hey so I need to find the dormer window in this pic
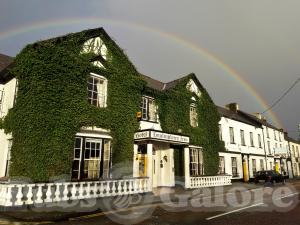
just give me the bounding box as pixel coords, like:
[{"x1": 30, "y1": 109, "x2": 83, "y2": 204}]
[
  {"x1": 190, "y1": 103, "x2": 198, "y2": 127},
  {"x1": 186, "y1": 79, "x2": 201, "y2": 97},
  {"x1": 140, "y1": 96, "x2": 158, "y2": 122},
  {"x1": 88, "y1": 73, "x2": 107, "y2": 108}
]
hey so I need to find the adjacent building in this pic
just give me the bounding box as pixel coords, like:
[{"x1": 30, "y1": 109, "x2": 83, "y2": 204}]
[{"x1": 218, "y1": 103, "x2": 293, "y2": 181}]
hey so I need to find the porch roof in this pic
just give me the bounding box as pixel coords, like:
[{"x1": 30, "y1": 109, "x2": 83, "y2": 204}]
[{"x1": 134, "y1": 130, "x2": 190, "y2": 144}]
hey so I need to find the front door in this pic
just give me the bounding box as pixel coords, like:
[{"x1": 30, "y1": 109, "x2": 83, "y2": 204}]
[{"x1": 152, "y1": 147, "x2": 174, "y2": 187}]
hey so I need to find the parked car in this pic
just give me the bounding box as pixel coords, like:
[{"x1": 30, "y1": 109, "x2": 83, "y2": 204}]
[{"x1": 254, "y1": 170, "x2": 285, "y2": 184}]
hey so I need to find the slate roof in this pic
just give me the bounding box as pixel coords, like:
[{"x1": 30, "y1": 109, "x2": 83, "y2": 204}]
[
  {"x1": 239, "y1": 110, "x2": 283, "y2": 131},
  {"x1": 217, "y1": 106, "x2": 262, "y2": 127},
  {"x1": 285, "y1": 135, "x2": 300, "y2": 144},
  {"x1": 0, "y1": 53, "x2": 14, "y2": 83},
  {"x1": 0, "y1": 53, "x2": 13, "y2": 71},
  {"x1": 141, "y1": 73, "x2": 203, "y2": 91}
]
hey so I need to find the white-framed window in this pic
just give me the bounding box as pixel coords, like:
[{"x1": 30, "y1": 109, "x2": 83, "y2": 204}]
[
  {"x1": 87, "y1": 73, "x2": 107, "y2": 108},
  {"x1": 190, "y1": 148, "x2": 203, "y2": 176},
  {"x1": 274, "y1": 130, "x2": 277, "y2": 140},
  {"x1": 258, "y1": 134, "x2": 262, "y2": 148},
  {"x1": 72, "y1": 136, "x2": 111, "y2": 180},
  {"x1": 229, "y1": 127, "x2": 235, "y2": 144},
  {"x1": 279, "y1": 132, "x2": 282, "y2": 142},
  {"x1": 0, "y1": 89, "x2": 4, "y2": 117},
  {"x1": 218, "y1": 124, "x2": 222, "y2": 141},
  {"x1": 219, "y1": 156, "x2": 225, "y2": 174},
  {"x1": 250, "y1": 132, "x2": 254, "y2": 147},
  {"x1": 267, "y1": 141, "x2": 271, "y2": 154},
  {"x1": 252, "y1": 159, "x2": 257, "y2": 174},
  {"x1": 260, "y1": 159, "x2": 264, "y2": 171},
  {"x1": 266, "y1": 127, "x2": 270, "y2": 138},
  {"x1": 231, "y1": 157, "x2": 238, "y2": 177},
  {"x1": 5, "y1": 139, "x2": 12, "y2": 177},
  {"x1": 190, "y1": 103, "x2": 198, "y2": 127},
  {"x1": 140, "y1": 96, "x2": 158, "y2": 122},
  {"x1": 240, "y1": 129, "x2": 245, "y2": 146}
]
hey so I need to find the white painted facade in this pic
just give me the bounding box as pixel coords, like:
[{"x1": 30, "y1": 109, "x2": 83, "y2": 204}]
[
  {"x1": 0, "y1": 78, "x2": 17, "y2": 178},
  {"x1": 218, "y1": 112, "x2": 266, "y2": 180},
  {"x1": 288, "y1": 140, "x2": 300, "y2": 177},
  {"x1": 218, "y1": 104, "x2": 292, "y2": 181}
]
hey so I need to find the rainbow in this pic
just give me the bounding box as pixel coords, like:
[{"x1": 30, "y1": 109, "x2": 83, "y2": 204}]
[{"x1": 0, "y1": 17, "x2": 283, "y2": 128}]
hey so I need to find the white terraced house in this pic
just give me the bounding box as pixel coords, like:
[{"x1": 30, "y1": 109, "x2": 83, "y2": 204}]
[
  {"x1": 218, "y1": 103, "x2": 292, "y2": 181},
  {"x1": 285, "y1": 136, "x2": 300, "y2": 177}
]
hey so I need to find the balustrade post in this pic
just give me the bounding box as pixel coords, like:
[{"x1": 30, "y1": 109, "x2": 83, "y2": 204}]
[
  {"x1": 25, "y1": 185, "x2": 34, "y2": 205},
  {"x1": 4, "y1": 185, "x2": 13, "y2": 206},
  {"x1": 61, "y1": 183, "x2": 69, "y2": 201},
  {"x1": 15, "y1": 185, "x2": 24, "y2": 206},
  {"x1": 78, "y1": 182, "x2": 85, "y2": 199},
  {"x1": 35, "y1": 184, "x2": 43, "y2": 204},
  {"x1": 45, "y1": 184, "x2": 53, "y2": 203},
  {"x1": 86, "y1": 182, "x2": 91, "y2": 199},
  {"x1": 70, "y1": 183, "x2": 77, "y2": 200},
  {"x1": 54, "y1": 183, "x2": 61, "y2": 202}
]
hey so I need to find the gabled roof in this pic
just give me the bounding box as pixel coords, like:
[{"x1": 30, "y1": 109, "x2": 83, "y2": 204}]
[
  {"x1": 0, "y1": 53, "x2": 14, "y2": 83},
  {"x1": 217, "y1": 106, "x2": 262, "y2": 127},
  {"x1": 141, "y1": 73, "x2": 203, "y2": 92}
]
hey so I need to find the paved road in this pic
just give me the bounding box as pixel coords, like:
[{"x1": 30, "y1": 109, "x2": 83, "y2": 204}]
[{"x1": 1, "y1": 181, "x2": 300, "y2": 225}]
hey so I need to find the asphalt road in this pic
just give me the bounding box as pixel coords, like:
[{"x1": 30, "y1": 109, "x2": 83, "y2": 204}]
[{"x1": 1, "y1": 181, "x2": 300, "y2": 225}]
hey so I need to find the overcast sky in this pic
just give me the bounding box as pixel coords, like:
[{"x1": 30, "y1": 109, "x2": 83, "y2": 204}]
[{"x1": 0, "y1": 0, "x2": 299, "y2": 138}]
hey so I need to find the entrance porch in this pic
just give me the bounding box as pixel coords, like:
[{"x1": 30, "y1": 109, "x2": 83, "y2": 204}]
[{"x1": 133, "y1": 130, "x2": 232, "y2": 189}]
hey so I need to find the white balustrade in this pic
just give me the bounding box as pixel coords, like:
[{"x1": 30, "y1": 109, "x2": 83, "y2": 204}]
[
  {"x1": 0, "y1": 177, "x2": 150, "y2": 207},
  {"x1": 187, "y1": 175, "x2": 232, "y2": 189}
]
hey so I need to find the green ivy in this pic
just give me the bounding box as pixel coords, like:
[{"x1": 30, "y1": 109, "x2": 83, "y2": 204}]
[
  {"x1": 145, "y1": 75, "x2": 225, "y2": 175},
  {"x1": 2, "y1": 28, "x2": 223, "y2": 182},
  {"x1": 3, "y1": 28, "x2": 145, "y2": 182}
]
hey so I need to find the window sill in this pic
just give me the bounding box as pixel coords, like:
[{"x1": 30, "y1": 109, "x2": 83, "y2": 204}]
[{"x1": 140, "y1": 119, "x2": 159, "y2": 124}]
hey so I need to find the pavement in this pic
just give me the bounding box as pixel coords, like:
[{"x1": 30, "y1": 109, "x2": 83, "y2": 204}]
[{"x1": 0, "y1": 180, "x2": 299, "y2": 224}]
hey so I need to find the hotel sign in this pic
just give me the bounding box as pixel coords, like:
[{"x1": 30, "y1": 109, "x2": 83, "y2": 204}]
[{"x1": 134, "y1": 130, "x2": 189, "y2": 144}]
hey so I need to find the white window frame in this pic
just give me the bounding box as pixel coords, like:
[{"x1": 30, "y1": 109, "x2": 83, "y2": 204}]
[
  {"x1": 250, "y1": 132, "x2": 254, "y2": 147},
  {"x1": 231, "y1": 157, "x2": 238, "y2": 177},
  {"x1": 219, "y1": 156, "x2": 225, "y2": 174},
  {"x1": 267, "y1": 141, "x2": 271, "y2": 154},
  {"x1": 229, "y1": 127, "x2": 235, "y2": 144},
  {"x1": 140, "y1": 96, "x2": 158, "y2": 122},
  {"x1": 190, "y1": 148, "x2": 204, "y2": 176},
  {"x1": 190, "y1": 103, "x2": 198, "y2": 127},
  {"x1": 252, "y1": 159, "x2": 257, "y2": 174},
  {"x1": 258, "y1": 134, "x2": 262, "y2": 148},
  {"x1": 240, "y1": 129, "x2": 245, "y2": 146},
  {"x1": 5, "y1": 139, "x2": 12, "y2": 177},
  {"x1": 72, "y1": 136, "x2": 111, "y2": 180},
  {"x1": 260, "y1": 159, "x2": 264, "y2": 171},
  {"x1": 88, "y1": 73, "x2": 108, "y2": 108}
]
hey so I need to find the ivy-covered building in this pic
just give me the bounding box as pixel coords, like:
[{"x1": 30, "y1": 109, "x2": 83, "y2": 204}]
[{"x1": 0, "y1": 28, "x2": 225, "y2": 189}]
